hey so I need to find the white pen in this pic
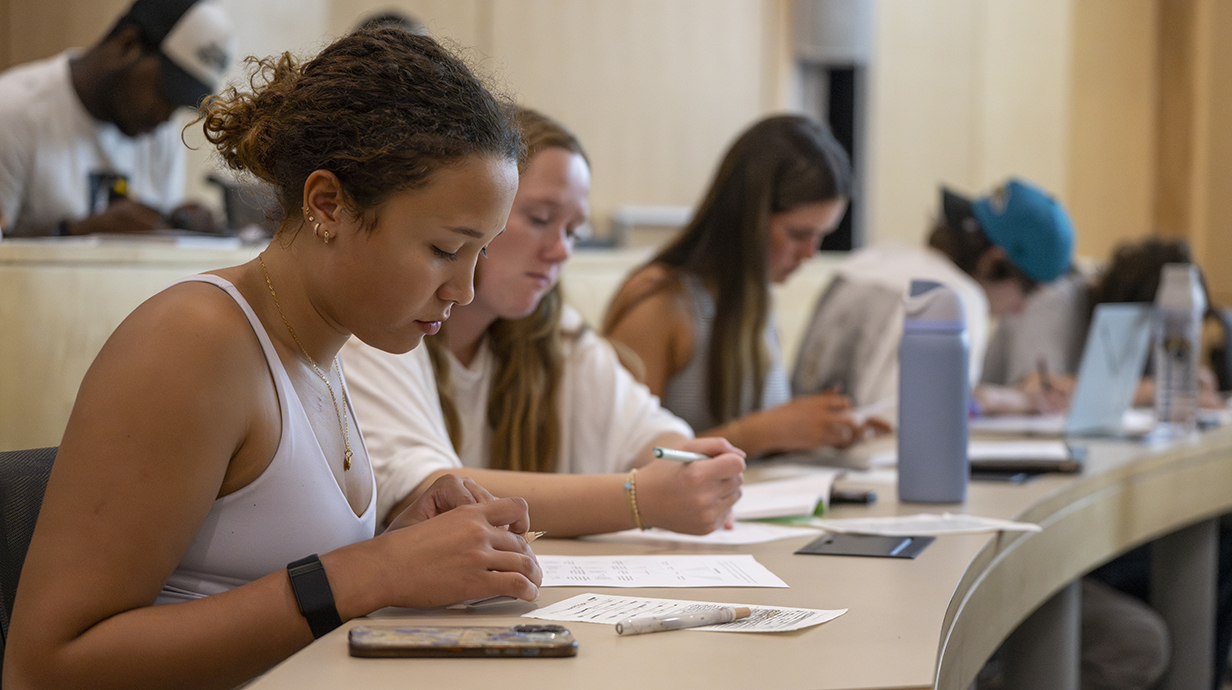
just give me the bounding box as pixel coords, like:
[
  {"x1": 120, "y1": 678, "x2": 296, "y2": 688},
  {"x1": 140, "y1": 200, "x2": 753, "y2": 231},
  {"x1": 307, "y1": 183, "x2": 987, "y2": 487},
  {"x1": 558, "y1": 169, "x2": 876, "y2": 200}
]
[
  {"x1": 615, "y1": 606, "x2": 752, "y2": 635},
  {"x1": 652, "y1": 447, "x2": 711, "y2": 463}
]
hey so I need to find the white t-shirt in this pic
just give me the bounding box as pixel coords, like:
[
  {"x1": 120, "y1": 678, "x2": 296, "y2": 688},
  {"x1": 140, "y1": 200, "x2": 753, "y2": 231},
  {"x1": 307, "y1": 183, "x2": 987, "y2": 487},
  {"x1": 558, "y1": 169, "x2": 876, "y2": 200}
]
[
  {"x1": 792, "y1": 244, "x2": 989, "y2": 407},
  {"x1": 0, "y1": 52, "x2": 186, "y2": 238},
  {"x1": 342, "y1": 306, "x2": 693, "y2": 522}
]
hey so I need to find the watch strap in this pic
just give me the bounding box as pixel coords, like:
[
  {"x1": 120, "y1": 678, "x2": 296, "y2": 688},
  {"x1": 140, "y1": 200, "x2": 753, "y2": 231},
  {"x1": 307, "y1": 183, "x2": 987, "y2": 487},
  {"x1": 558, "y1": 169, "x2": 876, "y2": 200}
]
[{"x1": 287, "y1": 554, "x2": 343, "y2": 639}]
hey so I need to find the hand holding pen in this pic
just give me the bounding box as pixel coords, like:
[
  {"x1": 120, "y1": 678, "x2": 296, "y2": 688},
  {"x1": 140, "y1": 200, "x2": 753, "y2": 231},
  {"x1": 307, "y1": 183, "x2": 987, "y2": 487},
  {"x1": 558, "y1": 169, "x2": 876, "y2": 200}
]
[
  {"x1": 1030, "y1": 356, "x2": 1071, "y2": 414},
  {"x1": 635, "y1": 437, "x2": 746, "y2": 535}
]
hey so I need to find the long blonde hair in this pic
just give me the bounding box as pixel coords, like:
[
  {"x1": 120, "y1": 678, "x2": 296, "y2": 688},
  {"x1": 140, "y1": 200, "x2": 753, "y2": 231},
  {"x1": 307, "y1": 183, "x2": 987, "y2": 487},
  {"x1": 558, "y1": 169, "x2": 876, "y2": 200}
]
[{"x1": 426, "y1": 107, "x2": 588, "y2": 472}]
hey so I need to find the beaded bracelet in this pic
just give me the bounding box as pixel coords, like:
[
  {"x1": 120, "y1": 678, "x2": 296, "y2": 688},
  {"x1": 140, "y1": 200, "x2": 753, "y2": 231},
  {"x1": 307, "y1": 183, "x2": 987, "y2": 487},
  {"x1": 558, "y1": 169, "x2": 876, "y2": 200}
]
[{"x1": 624, "y1": 468, "x2": 647, "y2": 530}]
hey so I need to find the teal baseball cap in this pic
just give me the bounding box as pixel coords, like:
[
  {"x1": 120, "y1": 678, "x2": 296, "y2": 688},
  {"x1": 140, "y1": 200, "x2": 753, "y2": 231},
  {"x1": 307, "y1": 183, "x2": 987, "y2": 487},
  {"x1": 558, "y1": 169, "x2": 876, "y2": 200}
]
[{"x1": 970, "y1": 179, "x2": 1075, "y2": 283}]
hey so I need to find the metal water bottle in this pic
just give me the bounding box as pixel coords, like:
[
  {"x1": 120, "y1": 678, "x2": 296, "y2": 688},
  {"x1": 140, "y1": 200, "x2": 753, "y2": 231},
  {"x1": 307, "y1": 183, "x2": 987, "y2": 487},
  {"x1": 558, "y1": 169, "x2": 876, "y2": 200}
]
[
  {"x1": 1153, "y1": 263, "x2": 1206, "y2": 438},
  {"x1": 897, "y1": 280, "x2": 969, "y2": 503}
]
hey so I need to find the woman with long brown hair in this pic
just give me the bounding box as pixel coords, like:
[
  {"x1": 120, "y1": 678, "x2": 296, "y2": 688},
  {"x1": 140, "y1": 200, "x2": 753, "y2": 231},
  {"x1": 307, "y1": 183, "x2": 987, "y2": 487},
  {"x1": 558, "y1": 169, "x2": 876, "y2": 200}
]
[
  {"x1": 603, "y1": 115, "x2": 870, "y2": 457},
  {"x1": 6, "y1": 28, "x2": 541, "y2": 689},
  {"x1": 343, "y1": 108, "x2": 745, "y2": 536}
]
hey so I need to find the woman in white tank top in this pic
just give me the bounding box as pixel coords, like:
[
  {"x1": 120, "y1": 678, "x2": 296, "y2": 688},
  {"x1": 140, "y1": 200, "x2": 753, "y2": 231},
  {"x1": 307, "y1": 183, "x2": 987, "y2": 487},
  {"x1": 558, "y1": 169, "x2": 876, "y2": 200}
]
[{"x1": 7, "y1": 29, "x2": 541, "y2": 689}]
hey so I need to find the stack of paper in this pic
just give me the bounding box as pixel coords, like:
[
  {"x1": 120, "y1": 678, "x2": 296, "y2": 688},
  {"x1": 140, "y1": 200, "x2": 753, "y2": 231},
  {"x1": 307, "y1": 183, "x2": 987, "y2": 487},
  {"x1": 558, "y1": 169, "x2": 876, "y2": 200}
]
[{"x1": 732, "y1": 468, "x2": 843, "y2": 520}]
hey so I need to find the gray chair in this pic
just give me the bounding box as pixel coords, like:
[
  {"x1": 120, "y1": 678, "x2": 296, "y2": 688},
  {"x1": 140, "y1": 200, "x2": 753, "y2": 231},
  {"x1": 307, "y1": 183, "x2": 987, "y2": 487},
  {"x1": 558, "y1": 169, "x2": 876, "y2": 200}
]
[{"x1": 0, "y1": 447, "x2": 56, "y2": 673}]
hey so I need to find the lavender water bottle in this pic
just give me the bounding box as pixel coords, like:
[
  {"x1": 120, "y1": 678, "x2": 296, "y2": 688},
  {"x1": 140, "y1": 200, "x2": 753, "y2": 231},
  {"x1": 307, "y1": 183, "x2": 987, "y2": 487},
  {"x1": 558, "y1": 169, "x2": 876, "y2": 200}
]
[{"x1": 897, "y1": 280, "x2": 969, "y2": 503}]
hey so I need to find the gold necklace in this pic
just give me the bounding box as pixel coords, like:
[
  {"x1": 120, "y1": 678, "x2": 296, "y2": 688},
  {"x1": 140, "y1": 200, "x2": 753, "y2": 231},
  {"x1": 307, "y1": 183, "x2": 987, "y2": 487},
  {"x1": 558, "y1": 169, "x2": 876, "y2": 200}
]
[{"x1": 258, "y1": 254, "x2": 353, "y2": 471}]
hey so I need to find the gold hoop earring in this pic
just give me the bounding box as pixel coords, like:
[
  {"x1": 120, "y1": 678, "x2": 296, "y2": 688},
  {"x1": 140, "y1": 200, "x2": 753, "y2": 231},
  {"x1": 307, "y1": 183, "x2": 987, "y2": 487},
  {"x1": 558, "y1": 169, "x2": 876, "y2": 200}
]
[
  {"x1": 321, "y1": 227, "x2": 331, "y2": 243},
  {"x1": 313, "y1": 222, "x2": 322, "y2": 239}
]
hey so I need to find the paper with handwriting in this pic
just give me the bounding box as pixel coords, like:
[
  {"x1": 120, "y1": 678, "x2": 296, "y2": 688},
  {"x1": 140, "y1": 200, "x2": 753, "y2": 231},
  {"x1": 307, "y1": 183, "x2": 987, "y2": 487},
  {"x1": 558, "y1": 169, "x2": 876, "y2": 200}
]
[
  {"x1": 537, "y1": 554, "x2": 788, "y2": 588},
  {"x1": 525, "y1": 593, "x2": 844, "y2": 632}
]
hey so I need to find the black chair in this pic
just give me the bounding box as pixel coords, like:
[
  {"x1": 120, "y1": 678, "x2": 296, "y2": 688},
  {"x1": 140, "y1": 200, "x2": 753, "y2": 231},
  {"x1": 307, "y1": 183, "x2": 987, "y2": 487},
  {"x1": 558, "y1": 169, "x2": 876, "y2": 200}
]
[
  {"x1": 1211, "y1": 308, "x2": 1232, "y2": 392},
  {"x1": 0, "y1": 447, "x2": 56, "y2": 675}
]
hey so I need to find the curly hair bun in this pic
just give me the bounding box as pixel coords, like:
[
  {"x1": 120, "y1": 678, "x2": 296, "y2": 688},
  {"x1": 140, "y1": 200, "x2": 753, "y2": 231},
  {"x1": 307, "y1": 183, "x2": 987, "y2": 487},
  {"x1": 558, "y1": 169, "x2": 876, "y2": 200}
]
[{"x1": 201, "y1": 27, "x2": 521, "y2": 225}]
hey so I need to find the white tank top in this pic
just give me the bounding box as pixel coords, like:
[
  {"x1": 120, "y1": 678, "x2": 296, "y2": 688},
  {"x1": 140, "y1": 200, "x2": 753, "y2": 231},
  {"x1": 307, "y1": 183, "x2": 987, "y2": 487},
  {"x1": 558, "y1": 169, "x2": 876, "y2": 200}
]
[{"x1": 157, "y1": 275, "x2": 377, "y2": 604}]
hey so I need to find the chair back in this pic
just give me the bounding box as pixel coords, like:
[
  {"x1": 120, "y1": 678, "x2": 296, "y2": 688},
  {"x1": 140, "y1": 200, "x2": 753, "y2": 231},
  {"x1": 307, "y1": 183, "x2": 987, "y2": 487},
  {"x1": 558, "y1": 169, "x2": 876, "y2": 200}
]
[
  {"x1": 1211, "y1": 308, "x2": 1232, "y2": 392},
  {"x1": 0, "y1": 447, "x2": 56, "y2": 661}
]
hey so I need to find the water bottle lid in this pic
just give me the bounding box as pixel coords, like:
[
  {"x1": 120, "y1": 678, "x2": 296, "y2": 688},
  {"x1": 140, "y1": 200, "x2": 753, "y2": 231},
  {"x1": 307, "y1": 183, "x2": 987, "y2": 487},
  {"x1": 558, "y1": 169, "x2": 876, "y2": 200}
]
[
  {"x1": 904, "y1": 280, "x2": 966, "y2": 331},
  {"x1": 1154, "y1": 263, "x2": 1206, "y2": 313}
]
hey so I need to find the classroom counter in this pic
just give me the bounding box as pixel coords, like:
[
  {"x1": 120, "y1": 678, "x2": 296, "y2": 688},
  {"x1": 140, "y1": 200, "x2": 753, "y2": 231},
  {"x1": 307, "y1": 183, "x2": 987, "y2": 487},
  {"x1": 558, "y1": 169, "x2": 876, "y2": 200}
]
[
  {"x1": 0, "y1": 239, "x2": 839, "y2": 452},
  {"x1": 245, "y1": 428, "x2": 1232, "y2": 690},
  {"x1": 0, "y1": 237, "x2": 261, "y2": 450}
]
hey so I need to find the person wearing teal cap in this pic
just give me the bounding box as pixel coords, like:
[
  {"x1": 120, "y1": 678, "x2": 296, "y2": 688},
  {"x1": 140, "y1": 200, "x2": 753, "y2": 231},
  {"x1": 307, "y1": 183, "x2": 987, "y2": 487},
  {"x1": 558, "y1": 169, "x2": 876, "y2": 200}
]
[
  {"x1": 795, "y1": 179, "x2": 1172, "y2": 690},
  {"x1": 792, "y1": 177, "x2": 1075, "y2": 412},
  {"x1": 973, "y1": 177, "x2": 1076, "y2": 284}
]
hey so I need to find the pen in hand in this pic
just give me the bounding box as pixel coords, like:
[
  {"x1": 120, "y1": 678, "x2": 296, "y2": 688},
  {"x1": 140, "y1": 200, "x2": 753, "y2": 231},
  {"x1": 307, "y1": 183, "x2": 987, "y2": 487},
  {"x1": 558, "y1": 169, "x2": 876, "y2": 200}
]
[
  {"x1": 616, "y1": 606, "x2": 752, "y2": 635},
  {"x1": 1037, "y1": 356, "x2": 1054, "y2": 393},
  {"x1": 652, "y1": 447, "x2": 711, "y2": 463}
]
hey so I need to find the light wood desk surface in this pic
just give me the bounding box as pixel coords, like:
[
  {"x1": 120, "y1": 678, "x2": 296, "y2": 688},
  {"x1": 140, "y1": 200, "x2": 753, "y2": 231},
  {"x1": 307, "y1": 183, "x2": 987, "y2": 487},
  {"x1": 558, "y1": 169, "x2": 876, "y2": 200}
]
[{"x1": 247, "y1": 428, "x2": 1232, "y2": 690}]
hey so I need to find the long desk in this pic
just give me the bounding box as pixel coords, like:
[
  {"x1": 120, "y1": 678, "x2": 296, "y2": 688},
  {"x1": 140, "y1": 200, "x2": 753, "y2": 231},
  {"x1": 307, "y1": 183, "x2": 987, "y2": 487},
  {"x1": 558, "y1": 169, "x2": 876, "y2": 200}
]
[{"x1": 245, "y1": 428, "x2": 1232, "y2": 690}]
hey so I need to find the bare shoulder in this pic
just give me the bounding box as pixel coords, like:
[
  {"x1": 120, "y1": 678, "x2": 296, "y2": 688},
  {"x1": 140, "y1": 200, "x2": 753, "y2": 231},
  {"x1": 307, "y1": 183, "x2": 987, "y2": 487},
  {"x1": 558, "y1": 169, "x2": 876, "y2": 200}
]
[
  {"x1": 603, "y1": 263, "x2": 694, "y2": 392},
  {"x1": 98, "y1": 280, "x2": 266, "y2": 381},
  {"x1": 605, "y1": 263, "x2": 686, "y2": 333},
  {"x1": 74, "y1": 279, "x2": 273, "y2": 460}
]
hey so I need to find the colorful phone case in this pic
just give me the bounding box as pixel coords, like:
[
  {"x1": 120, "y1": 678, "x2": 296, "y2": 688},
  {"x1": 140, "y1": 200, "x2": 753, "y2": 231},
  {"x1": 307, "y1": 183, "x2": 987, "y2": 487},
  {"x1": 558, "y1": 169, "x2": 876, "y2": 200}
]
[{"x1": 348, "y1": 624, "x2": 578, "y2": 658}]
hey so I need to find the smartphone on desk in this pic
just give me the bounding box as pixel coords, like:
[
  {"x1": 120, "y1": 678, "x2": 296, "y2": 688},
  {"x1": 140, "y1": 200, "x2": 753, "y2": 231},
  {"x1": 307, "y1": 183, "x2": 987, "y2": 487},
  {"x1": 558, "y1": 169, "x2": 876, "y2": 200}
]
[{"x1": 349, "y1": 624, "x2": 578, "y2": 658}]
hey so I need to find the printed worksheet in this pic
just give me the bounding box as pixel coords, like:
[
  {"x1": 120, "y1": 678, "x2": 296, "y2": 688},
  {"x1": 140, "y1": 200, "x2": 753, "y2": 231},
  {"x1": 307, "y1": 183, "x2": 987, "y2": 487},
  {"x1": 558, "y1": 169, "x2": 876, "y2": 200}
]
[
  {"x1": 810, "y1": 512, "x2": 1042, "y2": 536},
  {"x1": 582, "y1": 521, "x2": 818, "y2": 546},
  {"x1": 537, "y1": 554, "x2": 789, "y2": 588},
  {"x1": 525, "y1": 593, "x2": 845, "y2": 632}
]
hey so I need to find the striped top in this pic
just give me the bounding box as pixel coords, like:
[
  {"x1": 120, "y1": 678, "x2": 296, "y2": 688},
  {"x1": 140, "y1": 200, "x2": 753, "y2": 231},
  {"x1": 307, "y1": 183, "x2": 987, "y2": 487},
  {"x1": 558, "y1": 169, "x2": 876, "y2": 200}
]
[{"x1": 661, "y1": 272, "x2": 791, "y2": 434}]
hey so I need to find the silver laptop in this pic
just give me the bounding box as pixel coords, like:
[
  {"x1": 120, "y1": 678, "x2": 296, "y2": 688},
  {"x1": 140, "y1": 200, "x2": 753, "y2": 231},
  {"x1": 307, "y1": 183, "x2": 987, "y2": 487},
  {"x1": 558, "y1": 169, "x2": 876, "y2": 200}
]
[{"x1": 1063, "y1": 303, "x2": 1153, "y2": 436}]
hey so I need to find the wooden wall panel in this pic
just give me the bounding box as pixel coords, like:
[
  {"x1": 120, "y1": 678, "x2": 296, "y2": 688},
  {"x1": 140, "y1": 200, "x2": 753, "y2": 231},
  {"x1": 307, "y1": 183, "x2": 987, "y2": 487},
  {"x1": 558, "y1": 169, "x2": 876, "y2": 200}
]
[
  {"x1": 1197, "y1": 0, "x2": 1232, "y2": 306},
  {"x1": 976, "y1": 0, "x2": 1072, "y2": 194},
  {"x1": 1065, "y1": 0, "x2": 1158, "y2": 261},
  {"x1": 865, "y1": 0, "x2": 981, "y2": 245},
  {"x1": 489, "y1": 0, "x2": 778, "y2": 238},
  {"x1": 0, "y1": 0, "x2": 10, "y2": 70},
  {"x1": 5, "y1": 0, "x2": 128, "y2": 66},
  {"x1": 867, "y1": 0, "x2": 1075, "y2": 248},
  {"x1": 326, "y1": 0, "x2": 481, "y2": 47},
  {"x1": 1153, "y1": 0, "x2": 1199, "y2": 244}
]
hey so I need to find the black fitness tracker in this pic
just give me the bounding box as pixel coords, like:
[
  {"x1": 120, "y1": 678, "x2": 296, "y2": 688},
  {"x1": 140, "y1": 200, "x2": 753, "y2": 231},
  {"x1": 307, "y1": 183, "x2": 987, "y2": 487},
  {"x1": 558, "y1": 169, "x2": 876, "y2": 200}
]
[{"x1": 287, "y1": 554, "x2": 343, "y2": 639}]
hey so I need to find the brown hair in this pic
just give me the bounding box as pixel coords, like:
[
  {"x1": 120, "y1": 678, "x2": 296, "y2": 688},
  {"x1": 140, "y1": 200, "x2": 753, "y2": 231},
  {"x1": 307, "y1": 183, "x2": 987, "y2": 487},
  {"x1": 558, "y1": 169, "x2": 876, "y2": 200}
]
[
  {"x1": 927, "y1": 215, "x2": 1038, "y2": 293},
  {"x1": 605, "y1": 115, "x2": 851, "y2": 425},
  {"x1": 1090, "y1": 236, "x2": 1196, "y2": 307},
  {"x1": 426, "y1": 107, "x2": 588, "y2": 472},
  {"x1": 200, "y1": 27, "x2": 521, "y2": 230}
]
